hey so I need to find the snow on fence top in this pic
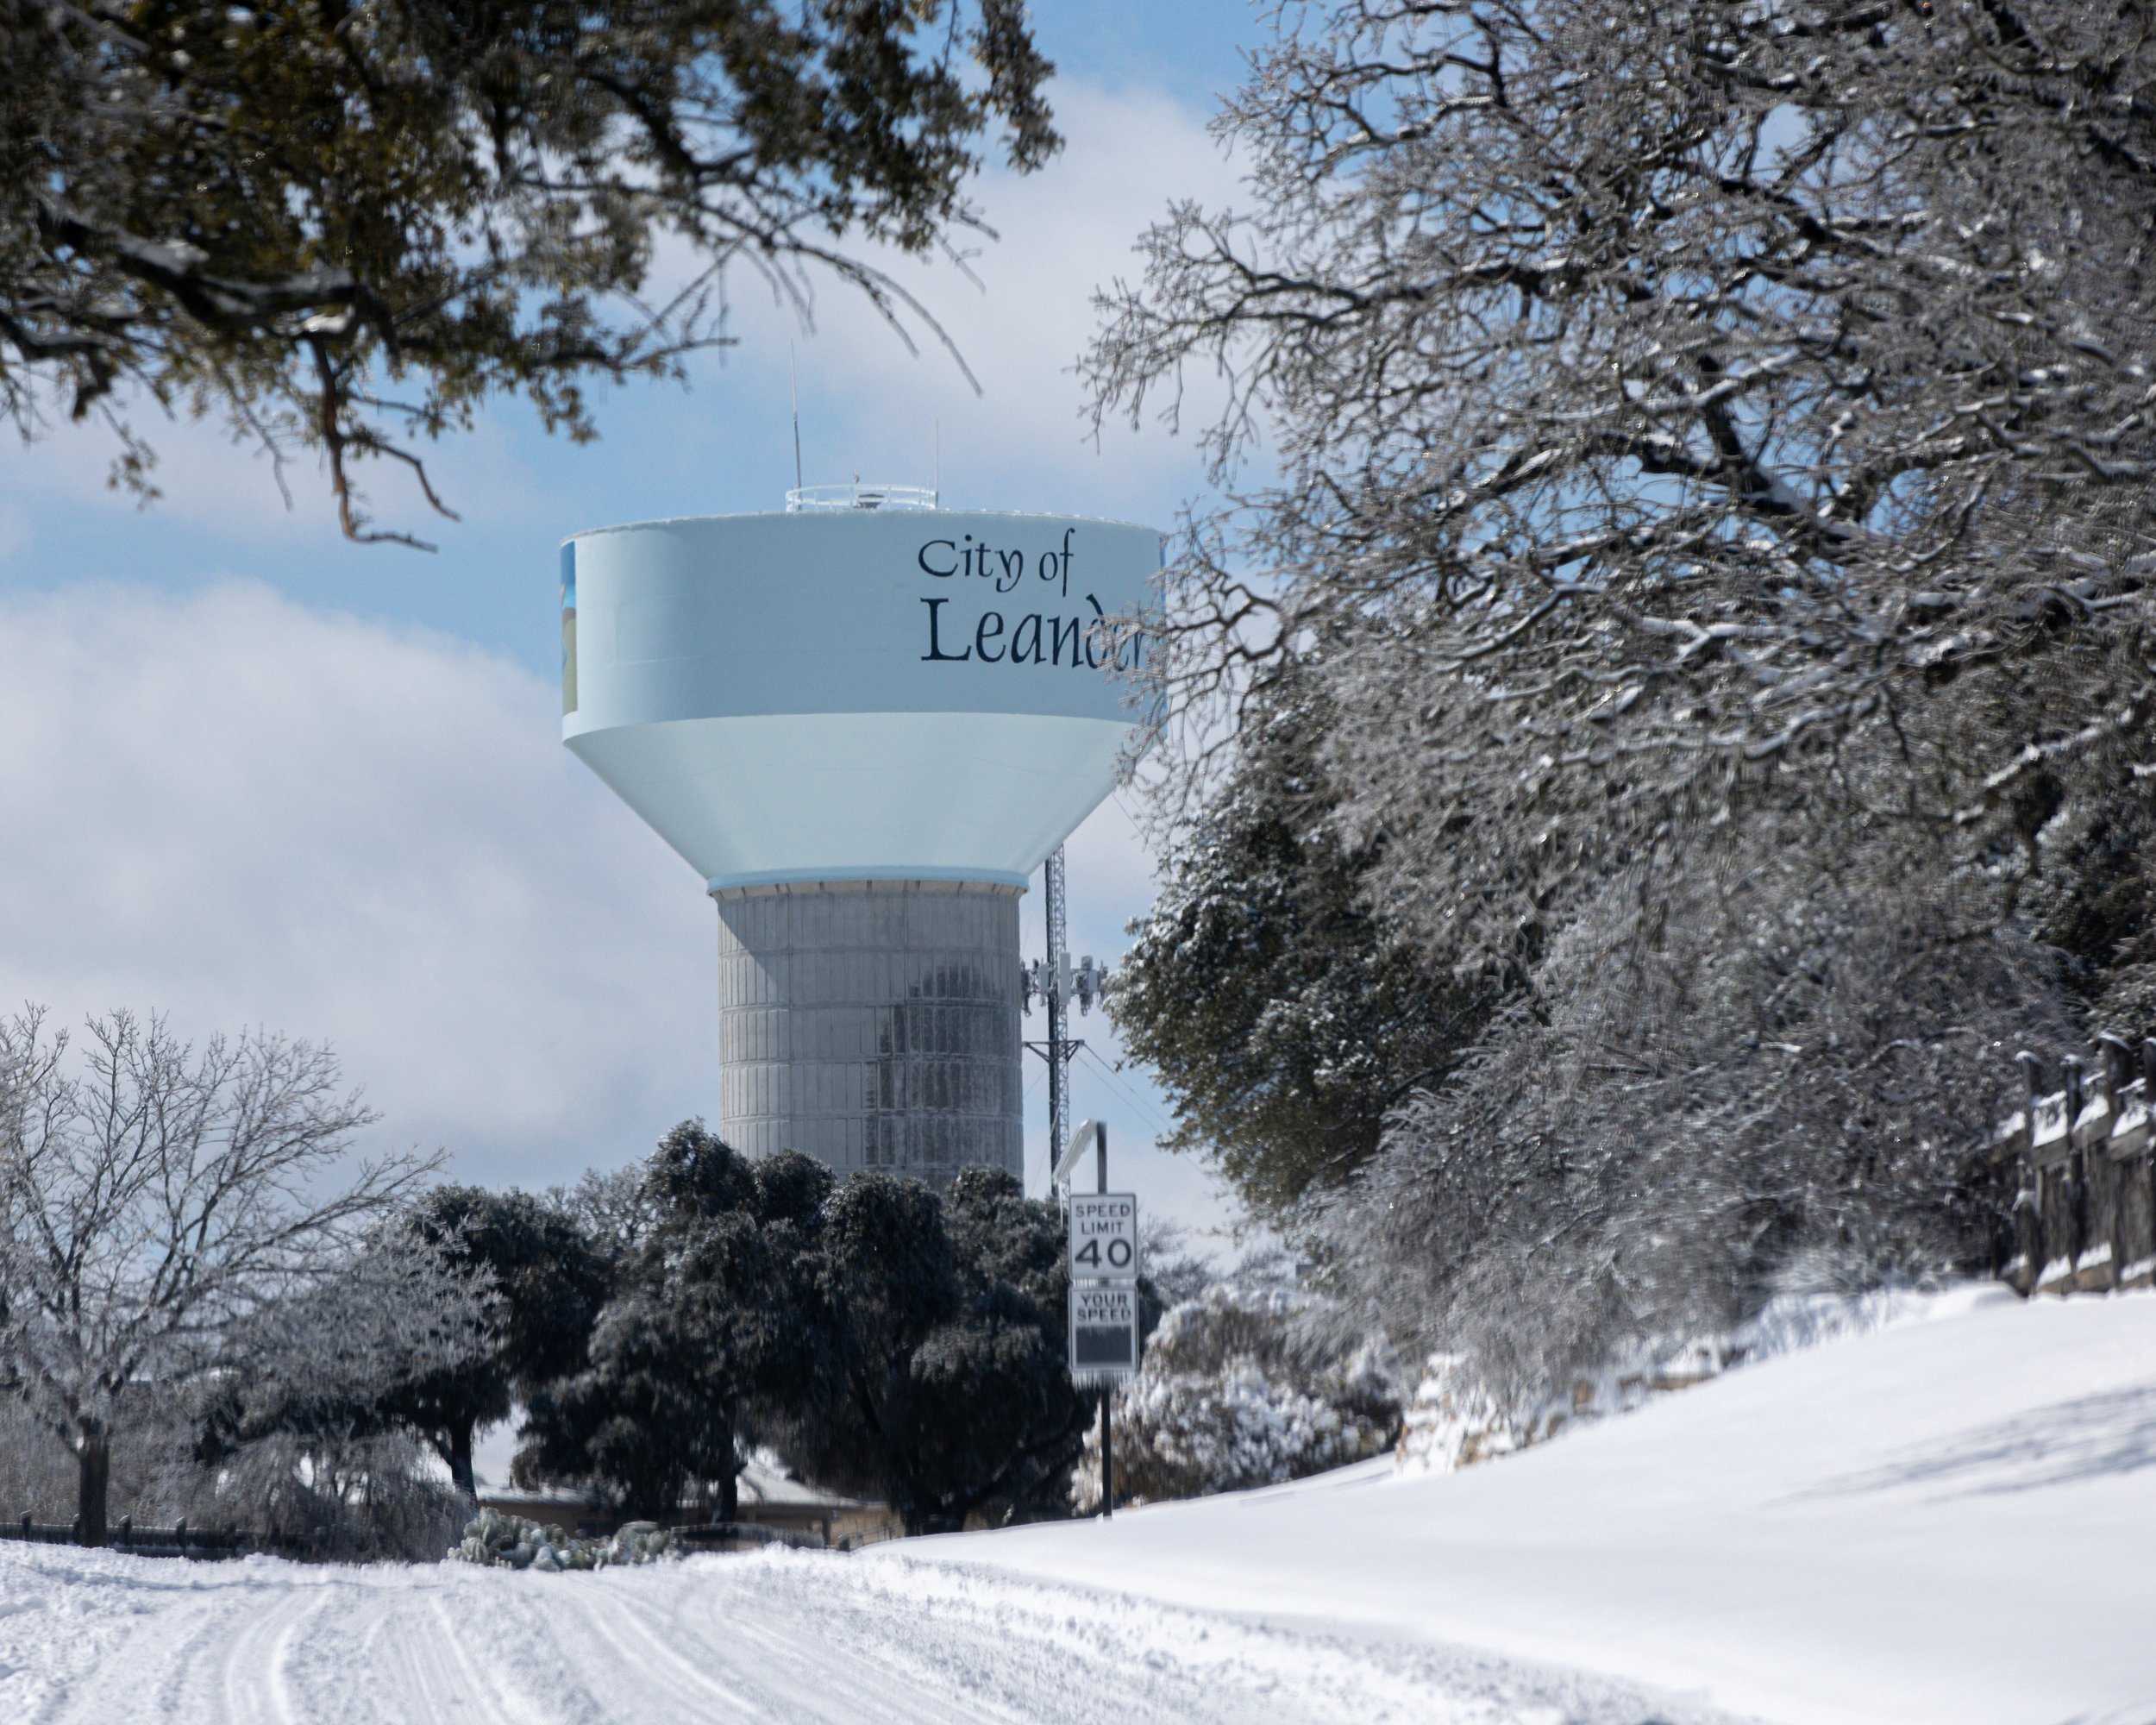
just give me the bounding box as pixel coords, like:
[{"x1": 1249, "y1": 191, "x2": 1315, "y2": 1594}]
[{"x1": 1994, "y1": 1037, "x2": 2156, "y2": 1297}]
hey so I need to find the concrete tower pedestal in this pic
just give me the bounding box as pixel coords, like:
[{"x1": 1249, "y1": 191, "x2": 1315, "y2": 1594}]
[{"x1": 714, "y1": 880, "x2": 1022, "y2": 1187}]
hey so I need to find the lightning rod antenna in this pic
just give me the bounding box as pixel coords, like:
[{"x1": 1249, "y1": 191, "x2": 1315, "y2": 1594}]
[
  {"x1": 934, "y1": 419, "x2": 941, "y2": 508},
  {"x1": 790, "y1": 343, "x2": 804, "y2": 494}
]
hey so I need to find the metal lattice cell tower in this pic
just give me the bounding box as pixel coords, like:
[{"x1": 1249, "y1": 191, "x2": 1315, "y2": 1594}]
[{"x1": 1044, "y1": 844, "x2": 1070, "y2": 1187}]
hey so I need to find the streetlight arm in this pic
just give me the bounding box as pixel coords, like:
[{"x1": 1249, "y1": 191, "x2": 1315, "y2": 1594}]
[{"x1": 1054, "y1": 1119, "x2": 1104, "y2": 1186}]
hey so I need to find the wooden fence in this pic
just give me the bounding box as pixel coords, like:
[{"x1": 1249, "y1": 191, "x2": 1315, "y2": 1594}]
[
  {"x1": 1994, "y1": 1035, "x2": 2156, "y2": 1295},
  {"x1": 0, "y1": 1514, "x2": 283, "y2": 1559},
  {"x1": 2, "y1": 1512, "x2": 841, "y2": 1561}
]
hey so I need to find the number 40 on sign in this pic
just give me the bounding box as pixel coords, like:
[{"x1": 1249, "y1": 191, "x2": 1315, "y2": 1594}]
[{"x1": 1069, "y1": 1192, "x2": 1138, "y2": 1281}]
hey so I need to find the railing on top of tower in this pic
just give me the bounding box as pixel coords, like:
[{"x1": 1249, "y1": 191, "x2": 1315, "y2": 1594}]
[{"x1": 784, "y1": 483, "x2": 938, "y2": 512}]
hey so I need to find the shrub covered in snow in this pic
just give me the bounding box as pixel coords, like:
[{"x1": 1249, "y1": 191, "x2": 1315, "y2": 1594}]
[
  {"x1": 176, "y1": 1429, "x2": 473, "y2": 1561},
  {"x1": 1073, "y1": 1274, "x2": 1401, "y2": 1510},
  {"x1": 448, "y1": 1507, "x2": 678, "y2": 1571}
]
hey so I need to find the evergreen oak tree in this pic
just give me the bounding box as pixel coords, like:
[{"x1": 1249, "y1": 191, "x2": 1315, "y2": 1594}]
[
  {"x1": 2, "y1": 0, "x2": 1056, "y2": 543},
  {"x1": 391, "y1": 1186, "x2": 611, "y2": 1496},
  {"x1": 516, "y1": 1124, "x2": 827, "y2": 1521}
]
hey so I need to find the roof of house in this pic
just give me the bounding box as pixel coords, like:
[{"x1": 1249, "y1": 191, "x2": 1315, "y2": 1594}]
[{"x1": 476, "y1": 1464, "x2": 881, "y2": 1518}]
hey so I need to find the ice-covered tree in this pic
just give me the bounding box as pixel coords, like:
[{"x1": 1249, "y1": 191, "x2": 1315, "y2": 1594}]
[
  {"x1": 1087, "y1": 0, "x2": 2156, "y2": 1401},
  {"x1": 193, "y1": 1224, "x2": 498, "y2": 1557},
  {"x1": 1075, "y1": 1264, "x2": 1401, "y2": 1510},
  {"x1": 1094, "y1": 1, "x2": 2156, "y2": 951},
  {"x1": 1328, "y1": 855, "x2": 2077, "y2": 1405},
  {"x1": 213, "y1": 1225, "x2": 501, "y2": 1444},
  {"x1": 0, "y1": 1008, "x2": 429, "y2": 1544}
]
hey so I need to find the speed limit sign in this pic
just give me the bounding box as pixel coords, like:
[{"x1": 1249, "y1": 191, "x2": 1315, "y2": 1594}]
[{"x1": 1069, "y1": 1193, "x2": 1138, "y2": 1283}]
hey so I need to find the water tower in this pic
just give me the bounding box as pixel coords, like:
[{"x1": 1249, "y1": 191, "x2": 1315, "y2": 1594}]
[{"x1": 561, "y1": 488, "x2": 1158, "y2": 1188}]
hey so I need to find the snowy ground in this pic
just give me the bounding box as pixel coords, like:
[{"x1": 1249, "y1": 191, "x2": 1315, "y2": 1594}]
[
  {"x1": 919, "y1": 1284, "x2": 2156, "y2": 1725},
  {"x1": 4, "y1": 1286, "x2": 2152, "y2": 1724}
]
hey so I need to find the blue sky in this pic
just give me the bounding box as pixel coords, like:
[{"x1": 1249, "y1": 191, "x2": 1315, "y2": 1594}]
[{"x1": 0, "y1": 3, "x2": 1269, "y2": 1248}]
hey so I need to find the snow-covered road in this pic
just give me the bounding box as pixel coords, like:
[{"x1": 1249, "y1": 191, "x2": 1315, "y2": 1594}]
[{"x1": 1, "y1": 1539, "x2": 1720, "y2": 1725}]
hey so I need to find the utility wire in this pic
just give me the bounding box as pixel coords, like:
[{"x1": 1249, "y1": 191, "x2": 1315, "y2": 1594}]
[{"x1": 1075, "y1": 1043, "x2": 1177, "y2": 1140}]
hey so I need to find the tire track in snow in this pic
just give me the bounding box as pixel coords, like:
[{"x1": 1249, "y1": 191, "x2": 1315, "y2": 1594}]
[
  {"x1": 693, "y1": 1591, "x2": 1026, "y2": 1723},
  {"x1": 689, "y1": 1559, "x2": 1247, "y2": 1724},
  {"x1": 392, "y1": 1592, "x2": 530, "y2": 1725},
  {"x1": 212, "y1": 1584, "x2": 321, "y2": 1725},
  {"x1": 20, "y1": 1560, "x2": 321, "y2": 1725},
  {"x1": 2, "y1": 1542, "x2": 1735, "y2": 1725},
  {"x1": 542, "y1": 1578, "x2": 781, "y2": 1720}
]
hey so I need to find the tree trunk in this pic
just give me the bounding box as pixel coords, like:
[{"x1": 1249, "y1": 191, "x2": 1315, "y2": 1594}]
[
  {"x1": 448, "y1": 1421, "x2": 476, "y2": 1498},
  {"x1": 77, "y1": 1433, "x2": 110, "y2": 1547},
  {"x1": 716, "y1": 1406, "x2": 739, "y2": 1523}
]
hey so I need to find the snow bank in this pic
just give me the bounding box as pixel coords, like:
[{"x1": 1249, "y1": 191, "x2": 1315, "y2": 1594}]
[
  {"x1": 1400, "y1": 1279, "x2": 2003, "y2": 1473},
  {"x1": 906, "y1": 1285, "x2": 2156, "y2": 1725}
]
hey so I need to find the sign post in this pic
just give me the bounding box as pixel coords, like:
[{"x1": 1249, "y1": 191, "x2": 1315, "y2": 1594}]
[{"x1": 1062, "y1": 1122, "x2": 1138, "y2": 1517}]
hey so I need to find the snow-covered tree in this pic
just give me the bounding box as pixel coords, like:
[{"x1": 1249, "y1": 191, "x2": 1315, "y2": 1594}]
[
  {"x1": 1096, "y1": 2, "x2": 2156, "y2": 956},
  {"x1": 390, "y1": 1187, "x2": 610, "y2": 1495},
  {"x1": 1087, "y1": 0, "x2": 2156, "y2": 1407},
  {"x1": 0, "y1": 1008, "x2": 430, "y2": 1544},
  {"x1": 208, "y1": 1223, "x2": 500, "y2": 1450},
  {"x1": 1326, "y1": 853, "x2": 2075, "y2": 1407},
  {"x1": 191, "y1": 1226, "x2": 498, "y2": 1559},
  {"x1": 1075, "y1": 1266, "x2": 1401, "y2": 1510}
]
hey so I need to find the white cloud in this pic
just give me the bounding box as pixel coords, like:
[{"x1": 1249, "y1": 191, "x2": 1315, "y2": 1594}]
[{"x1": 0, "y1": 580, "x2": 718, "y2": 1188}]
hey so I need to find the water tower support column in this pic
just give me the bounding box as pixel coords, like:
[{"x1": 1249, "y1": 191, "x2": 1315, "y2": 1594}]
[{"x1": 714, "y1": 879, "x2": 1023, "y2": 1188}]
